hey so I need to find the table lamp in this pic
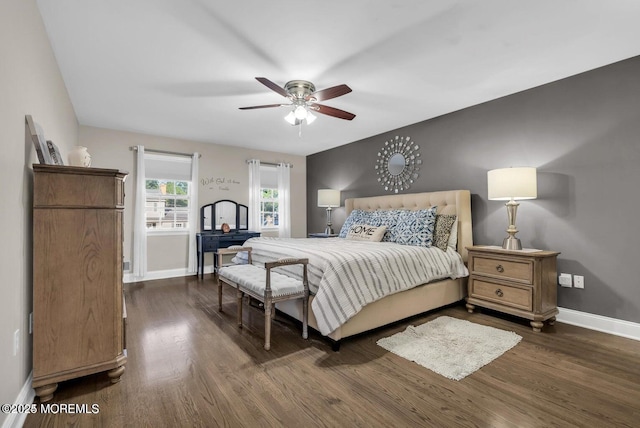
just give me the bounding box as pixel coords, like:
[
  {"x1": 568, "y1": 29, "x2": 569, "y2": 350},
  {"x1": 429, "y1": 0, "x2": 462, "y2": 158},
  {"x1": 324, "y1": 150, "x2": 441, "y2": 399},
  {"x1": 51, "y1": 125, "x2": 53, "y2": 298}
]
[
  {"x1": 317, "y1": 189, "x2": 340, "y2": 235},
  {"x1": 487, "y1": 167, "x2": 537, "y2": 250}
]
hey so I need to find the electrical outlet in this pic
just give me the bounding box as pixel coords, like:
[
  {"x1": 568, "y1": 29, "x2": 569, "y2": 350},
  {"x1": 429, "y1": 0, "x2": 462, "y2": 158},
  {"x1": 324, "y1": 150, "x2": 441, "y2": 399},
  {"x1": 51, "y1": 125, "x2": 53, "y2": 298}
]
[
  {"x1": 574, "y1": 275, "x2": 585, "y2": 289},
  {"x1": 559, "y1": 273, "x2": 572, "y2": 287},
  {"x1": 14, "y1": 329, "x2": 19, "y2": 356},
  {"x1": 123, "y1": 260, "x2": 130, "y2": 271}
]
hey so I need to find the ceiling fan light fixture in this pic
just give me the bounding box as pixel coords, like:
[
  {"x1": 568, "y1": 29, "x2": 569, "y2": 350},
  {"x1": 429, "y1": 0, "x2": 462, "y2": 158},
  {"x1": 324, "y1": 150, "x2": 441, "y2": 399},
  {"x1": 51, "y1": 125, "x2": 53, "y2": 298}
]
[
  {"x1": 306, "y1": 111, "x2": 317, "y2": 124},
  {"x1": 243, "y1": 77, "x2": 356, "y2": 125},
  {"x1": 294, "y1": 105, "x2": 308, "y2": 120},
  {"x1": 284, "y1": 111, "x2": 297, "y2": 125}
]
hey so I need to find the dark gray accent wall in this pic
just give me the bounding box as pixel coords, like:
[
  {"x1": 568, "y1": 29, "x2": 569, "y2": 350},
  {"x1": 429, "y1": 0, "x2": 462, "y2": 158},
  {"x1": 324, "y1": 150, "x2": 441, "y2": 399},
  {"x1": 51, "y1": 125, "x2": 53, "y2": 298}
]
[{"x1": 307, "y1": 56, "x2": 640, "y2": 323}]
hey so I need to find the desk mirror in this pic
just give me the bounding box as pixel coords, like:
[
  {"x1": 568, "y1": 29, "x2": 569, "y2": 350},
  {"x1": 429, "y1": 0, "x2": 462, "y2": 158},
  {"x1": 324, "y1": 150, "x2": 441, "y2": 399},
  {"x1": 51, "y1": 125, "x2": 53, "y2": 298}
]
[{"x1": 201, "y1": 200, "x2": 249, "y2": 232}]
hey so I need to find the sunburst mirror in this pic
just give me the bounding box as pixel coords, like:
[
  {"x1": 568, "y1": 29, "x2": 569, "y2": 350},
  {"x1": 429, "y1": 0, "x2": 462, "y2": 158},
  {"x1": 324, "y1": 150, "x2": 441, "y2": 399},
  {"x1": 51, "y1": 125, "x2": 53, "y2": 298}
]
[{"x1": 375, "y1": 136, "x2": 421, "y2": 193}]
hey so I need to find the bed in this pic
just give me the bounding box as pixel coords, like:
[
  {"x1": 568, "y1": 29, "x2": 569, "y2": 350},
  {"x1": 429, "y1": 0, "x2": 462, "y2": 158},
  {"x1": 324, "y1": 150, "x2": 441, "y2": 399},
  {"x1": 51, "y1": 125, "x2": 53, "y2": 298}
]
[{"x1": 242, "y1": 190, "x2": 473, "y2": 347}]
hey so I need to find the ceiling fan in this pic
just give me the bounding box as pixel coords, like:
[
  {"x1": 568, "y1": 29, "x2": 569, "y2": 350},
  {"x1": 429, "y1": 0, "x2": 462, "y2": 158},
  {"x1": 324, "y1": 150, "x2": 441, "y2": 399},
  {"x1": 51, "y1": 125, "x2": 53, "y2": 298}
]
[{"x1": 239, "y1": 77, "x2": 356, "y2": 125}]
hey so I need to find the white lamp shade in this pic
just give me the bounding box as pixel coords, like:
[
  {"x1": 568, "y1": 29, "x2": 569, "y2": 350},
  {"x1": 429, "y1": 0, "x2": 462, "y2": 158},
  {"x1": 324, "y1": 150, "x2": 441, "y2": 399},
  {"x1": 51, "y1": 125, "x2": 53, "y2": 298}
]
[
  {"x1": 487, "y1": 167, "x2": 537, "y2": 200},
  {"x1": 317, "y1": 189, "x2": 340, "y2": 207},
  {"x1": 284, "y1": 111, "x2": 296, "y2": 124}
]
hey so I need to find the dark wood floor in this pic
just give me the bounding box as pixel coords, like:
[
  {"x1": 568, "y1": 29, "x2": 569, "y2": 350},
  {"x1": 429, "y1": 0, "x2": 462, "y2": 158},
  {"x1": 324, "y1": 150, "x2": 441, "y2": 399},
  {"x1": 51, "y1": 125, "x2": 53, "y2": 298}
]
[{"x1": 25, "y1": 274, "x2": 640, "y2": 427}]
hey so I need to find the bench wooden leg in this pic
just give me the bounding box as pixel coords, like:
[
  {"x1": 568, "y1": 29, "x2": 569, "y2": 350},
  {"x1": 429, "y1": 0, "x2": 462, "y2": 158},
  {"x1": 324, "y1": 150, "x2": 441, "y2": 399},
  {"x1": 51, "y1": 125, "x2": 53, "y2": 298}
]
[
  {"x1": 237, "y1": 289, "x2": 243, "y2": 328},
  {"x1": 217, "y1": 278, "x2": 223, "y2": 311},
  {"x1": 302, "y1": 295, "x2": 309, "y2": 340},
  {"x1": 264, "y1": 300, "x2": 272, "y2": 351}
]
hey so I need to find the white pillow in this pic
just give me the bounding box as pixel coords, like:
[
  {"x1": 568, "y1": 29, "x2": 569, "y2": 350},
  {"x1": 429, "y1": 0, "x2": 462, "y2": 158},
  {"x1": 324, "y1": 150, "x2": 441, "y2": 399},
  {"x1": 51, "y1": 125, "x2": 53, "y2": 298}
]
[
  {"x1": 345, "y1": 224, "x2": 387, "y2": 242},
  {"x1": 448, "y1": 219, "x2": 458, "y2": 249}
]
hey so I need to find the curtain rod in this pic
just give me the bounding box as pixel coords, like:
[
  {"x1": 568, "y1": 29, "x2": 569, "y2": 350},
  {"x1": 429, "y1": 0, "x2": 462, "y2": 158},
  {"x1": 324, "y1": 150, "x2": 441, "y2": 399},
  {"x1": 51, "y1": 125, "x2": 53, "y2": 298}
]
[
  {"x1": 129, "y1": 146, "x2": 201, "y2": 158},
  {"x1": 246, "y1": 159, "x2": 294, "y2": 168}
]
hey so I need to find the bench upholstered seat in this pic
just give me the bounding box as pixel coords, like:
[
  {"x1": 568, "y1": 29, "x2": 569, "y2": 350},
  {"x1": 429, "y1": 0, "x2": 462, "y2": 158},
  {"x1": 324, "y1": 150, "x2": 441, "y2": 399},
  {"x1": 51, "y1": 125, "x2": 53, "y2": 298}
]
[{"x1": 218, "y1": 264, "x2": 305, "y2": 298}]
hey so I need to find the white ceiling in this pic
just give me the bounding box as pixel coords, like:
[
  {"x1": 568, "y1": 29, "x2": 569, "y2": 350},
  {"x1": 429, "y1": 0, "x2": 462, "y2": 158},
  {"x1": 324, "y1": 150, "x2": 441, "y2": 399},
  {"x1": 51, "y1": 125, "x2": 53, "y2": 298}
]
[{"x1": 36, "y1": 0, "x2": 640, "y2": 156}]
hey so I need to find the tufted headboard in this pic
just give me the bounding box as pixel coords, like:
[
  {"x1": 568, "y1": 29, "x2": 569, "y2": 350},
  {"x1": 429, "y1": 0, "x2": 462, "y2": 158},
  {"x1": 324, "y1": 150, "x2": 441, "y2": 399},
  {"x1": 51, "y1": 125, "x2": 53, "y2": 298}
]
[{"x1": 344, "y1": 190, "x2": 473, "y2": 262}]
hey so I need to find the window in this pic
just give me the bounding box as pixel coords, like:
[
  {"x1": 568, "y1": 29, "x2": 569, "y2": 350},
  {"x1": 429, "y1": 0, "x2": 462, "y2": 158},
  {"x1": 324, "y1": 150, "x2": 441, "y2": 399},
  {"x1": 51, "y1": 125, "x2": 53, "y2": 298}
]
[
  {"x1": 260, "y1": 165, "x2": 279, "y2": 229},
  {"x1": 260, "y1": 188, "x2": 279, "y2": 228},
  {"x1": 145, "y1": 179, "x2": 191, "y2": 230},
  {"x1": 144, "y1": 153, "x2": 193, "y2": 233}
]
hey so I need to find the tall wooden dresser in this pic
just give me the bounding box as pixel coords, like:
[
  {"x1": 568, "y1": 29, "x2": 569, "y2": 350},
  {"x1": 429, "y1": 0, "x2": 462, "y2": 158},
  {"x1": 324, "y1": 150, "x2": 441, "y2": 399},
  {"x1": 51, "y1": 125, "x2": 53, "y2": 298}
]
[{"x1": 32, "y1": 164, "x2": 128, "y2": 402}]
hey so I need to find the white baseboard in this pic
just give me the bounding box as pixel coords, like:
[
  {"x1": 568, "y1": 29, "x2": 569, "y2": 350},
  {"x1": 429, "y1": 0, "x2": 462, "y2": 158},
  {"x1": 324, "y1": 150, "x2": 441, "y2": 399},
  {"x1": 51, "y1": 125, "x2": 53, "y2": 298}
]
[
  {"x1": 123, "y1": 266, "x2": 208, "y2": 284},
  {"x1": 2, "y1": 372, "x2": 35, "y2": 428},
  {"x1": 557, "y1": 307, "x2": 640, "y2": 342}
]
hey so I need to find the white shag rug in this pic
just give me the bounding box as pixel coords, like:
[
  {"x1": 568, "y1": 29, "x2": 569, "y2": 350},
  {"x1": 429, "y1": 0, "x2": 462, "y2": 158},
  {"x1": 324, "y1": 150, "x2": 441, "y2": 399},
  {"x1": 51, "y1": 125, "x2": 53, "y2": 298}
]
[{"x1": 377, "y1": 316, "x2": 522, "y2": 380}]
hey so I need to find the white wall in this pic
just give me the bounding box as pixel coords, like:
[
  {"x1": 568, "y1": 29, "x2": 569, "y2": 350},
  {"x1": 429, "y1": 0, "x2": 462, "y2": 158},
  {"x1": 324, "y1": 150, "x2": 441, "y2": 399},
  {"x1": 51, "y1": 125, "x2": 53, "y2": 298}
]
[
  {"x1": 79, "y1": 126, "x2": 307, "y2": 277},
  {"x1": 0, "y1": 0, "x2": 78, "y2": 423}
]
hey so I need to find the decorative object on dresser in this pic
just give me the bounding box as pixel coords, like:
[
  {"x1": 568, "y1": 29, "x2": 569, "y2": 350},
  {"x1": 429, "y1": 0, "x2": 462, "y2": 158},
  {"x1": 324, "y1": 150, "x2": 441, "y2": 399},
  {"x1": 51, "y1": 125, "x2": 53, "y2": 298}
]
[
  {"x1": 465, "y1": 245, "x2": 559, "y2": 332},
  {"x1": 377, "y1": 316, "x2": 522, "y2": 380},
  {"x1": 196, "y1": 199, "x2": 260, "y2": 277},
  {"x1": 26, "y1": 115, "x2": 52, "y2": 165},
  {"x1": 45, "y1": 140, "x2": 64, "y2": 165},
  {"x1": 375, "y1": 135, "x2": 421, "y2": 193},
  {"x1": 487, "y1": 167, "x2": 537, "y2": 250},
  {"x1": 32, "y1": 164, "x2": 128, "y2": 402},
  {"x1": 67, "y1": 145, "x2": 92, "y2": 167},
  {"x1": 317, "y1": 189, "x2": 340, "y2": 235}
]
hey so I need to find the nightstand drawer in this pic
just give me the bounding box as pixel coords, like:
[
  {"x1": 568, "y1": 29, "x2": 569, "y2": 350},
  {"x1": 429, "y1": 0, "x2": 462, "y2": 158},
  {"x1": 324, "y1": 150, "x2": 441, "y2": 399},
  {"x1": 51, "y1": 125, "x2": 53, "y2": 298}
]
[
  {"x1": 470, "y1": 279, "x2": 533, "y2": 311},
  {"x1": 472, "y1": 256, "x2": 533, "y2": 284}
]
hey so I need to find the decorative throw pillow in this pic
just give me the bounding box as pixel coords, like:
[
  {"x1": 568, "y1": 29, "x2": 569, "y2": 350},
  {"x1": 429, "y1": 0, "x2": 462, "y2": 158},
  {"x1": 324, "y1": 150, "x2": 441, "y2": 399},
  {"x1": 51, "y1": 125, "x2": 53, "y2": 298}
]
[
  {"x1": 345, "y1": 224, "x2": 387, "y2": 242},
  {"x1": 339, "y1": 210, "x2": 382, "y2": 237},
  {"x1": 339, "y1": 209, "x2": 365, "y2": 238},
  {"x1": 433, "y1": 214, "x2": 457, "y2": 251},
  {"x1": 376, "y1": 207, "x2": 437, "y2": 247},
  {"x1": 448, "y1": 219, "x2": 458, "y2": 249}
]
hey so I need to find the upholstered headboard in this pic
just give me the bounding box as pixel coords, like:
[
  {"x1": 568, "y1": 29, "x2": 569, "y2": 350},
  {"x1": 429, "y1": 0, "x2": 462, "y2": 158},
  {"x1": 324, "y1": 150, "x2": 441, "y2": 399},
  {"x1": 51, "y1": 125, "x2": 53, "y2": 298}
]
[{"x1": 344, "y1": 190, "x2": 473, "y2": 262}]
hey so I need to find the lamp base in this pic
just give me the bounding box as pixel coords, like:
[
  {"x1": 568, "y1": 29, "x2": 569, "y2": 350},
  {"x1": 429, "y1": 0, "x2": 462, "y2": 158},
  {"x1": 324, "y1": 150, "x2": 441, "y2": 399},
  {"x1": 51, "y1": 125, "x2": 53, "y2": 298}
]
[
  {"x1": 502, "y1": 236, "x2": 522, "y2": 250},
  {"x1": 324, "y1": 226, "x2": 334, "y2": 235}
]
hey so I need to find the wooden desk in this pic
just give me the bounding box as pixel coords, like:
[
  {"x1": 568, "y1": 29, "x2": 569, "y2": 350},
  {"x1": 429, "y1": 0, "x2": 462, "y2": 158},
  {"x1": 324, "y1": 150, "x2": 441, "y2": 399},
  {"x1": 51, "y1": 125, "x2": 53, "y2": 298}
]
[{"x1": 196, "y1": 231, "x2": 260, "y2": 277}]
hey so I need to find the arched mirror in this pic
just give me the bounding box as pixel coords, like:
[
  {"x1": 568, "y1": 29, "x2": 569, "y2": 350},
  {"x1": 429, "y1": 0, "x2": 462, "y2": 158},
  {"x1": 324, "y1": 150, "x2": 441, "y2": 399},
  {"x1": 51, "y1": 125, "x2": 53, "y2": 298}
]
[
  {"x1": 214, "y1": 200, "x2": 236, "y2": 230},
  {"x1": 238, "y1": 204, "x2": 248, "y2": 229},
  {"x1": 375, "y1": 136, "x2": 421, "y2": 193},
  {"x1": 202, "y1": 204, "x2": 213, "y2": 231},
  {"x1": 201, "y1": 200, "x2": 249, "y2": 232}
]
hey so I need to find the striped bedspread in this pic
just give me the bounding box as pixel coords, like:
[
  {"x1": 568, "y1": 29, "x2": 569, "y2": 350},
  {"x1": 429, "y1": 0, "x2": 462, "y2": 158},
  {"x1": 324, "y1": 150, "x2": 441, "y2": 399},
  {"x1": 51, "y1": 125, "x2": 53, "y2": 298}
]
[{"x1": 237, "y1": 237, "x2": 468, "y2": 336}]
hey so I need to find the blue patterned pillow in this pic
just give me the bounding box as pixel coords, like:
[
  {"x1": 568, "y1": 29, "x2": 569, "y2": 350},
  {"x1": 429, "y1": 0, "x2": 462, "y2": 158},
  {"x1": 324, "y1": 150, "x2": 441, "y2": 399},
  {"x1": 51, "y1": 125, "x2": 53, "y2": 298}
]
[
  {"x1": 339, "y1": 210, "x2": 364, "y2": 238},
  {"x1": 378, "y1": 207, "x2": 437, "y2": 247}
]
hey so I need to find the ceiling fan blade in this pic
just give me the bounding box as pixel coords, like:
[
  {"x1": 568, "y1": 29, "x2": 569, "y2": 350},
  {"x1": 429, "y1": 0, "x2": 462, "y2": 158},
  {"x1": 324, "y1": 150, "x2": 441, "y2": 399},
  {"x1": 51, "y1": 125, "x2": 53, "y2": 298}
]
[
  {"x1": 312, "y1": 104, "x2": 356, "y2": 120},
  {"x1": 255, "y1": 77, "x2": 289, "y2": 98},
  {"x1": 309, "y1": 84, "x2": 352, "y2": 102},
  {"x1": 239, "y1": 104, "x2": 287, "y2": 110}
]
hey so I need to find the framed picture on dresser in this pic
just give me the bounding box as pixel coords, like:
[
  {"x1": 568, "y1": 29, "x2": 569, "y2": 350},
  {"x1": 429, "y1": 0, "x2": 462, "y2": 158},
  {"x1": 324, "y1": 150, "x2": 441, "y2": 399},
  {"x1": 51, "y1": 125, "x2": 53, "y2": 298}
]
[
  {"x1": 46, "y1": 140, "x2": 64, "y2": 165},
  {"x1": 26, "y1": 114, "x2": 51, "y2": 164}
]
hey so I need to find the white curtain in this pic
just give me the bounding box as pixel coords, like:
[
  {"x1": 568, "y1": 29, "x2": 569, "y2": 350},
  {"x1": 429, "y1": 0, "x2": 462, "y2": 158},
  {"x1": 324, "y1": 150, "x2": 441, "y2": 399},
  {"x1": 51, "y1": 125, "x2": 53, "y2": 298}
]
[
  {"x1": 187, "y1": 152, "x2": 199, "y2": 273},
  {"x1": 132, "y1": 145, "x2": 147, "y2": 278},
  {"x1": 277, "y1": 162, "x2": 291, "y2": 237},
  {"x1": 248, "y1": 159, "x2": 261, "y2": 231}
]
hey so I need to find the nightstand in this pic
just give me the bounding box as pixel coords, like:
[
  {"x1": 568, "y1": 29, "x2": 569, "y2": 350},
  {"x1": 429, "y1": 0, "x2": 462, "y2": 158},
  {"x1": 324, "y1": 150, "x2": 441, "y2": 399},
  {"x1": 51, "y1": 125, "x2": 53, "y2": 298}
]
[
  {"x1": 308, "y1": 233, "x2": 339, "y2": 238},
  {"x1": 465, "y1": 245, "x2": 560, "y2": 332}
]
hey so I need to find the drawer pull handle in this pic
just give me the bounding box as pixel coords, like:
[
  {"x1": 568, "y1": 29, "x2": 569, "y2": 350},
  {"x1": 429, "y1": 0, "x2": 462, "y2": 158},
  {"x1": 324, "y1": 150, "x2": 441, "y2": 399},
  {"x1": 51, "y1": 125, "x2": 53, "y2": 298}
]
[
  {"x1": 495, "y1": 289, "x2": 504, "y2": 297},
  {"x1": 496, "y1": 264, "x2": 504, "y2": 273}
]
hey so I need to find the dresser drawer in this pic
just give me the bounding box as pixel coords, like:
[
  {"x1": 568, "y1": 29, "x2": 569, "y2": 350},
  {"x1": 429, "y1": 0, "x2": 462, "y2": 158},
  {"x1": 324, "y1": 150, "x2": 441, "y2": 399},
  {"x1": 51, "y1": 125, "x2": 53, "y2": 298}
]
[
  {"x1": 470, "y1": 279, "x2": 533, "y2": 311},
  {"x1": 472, "y1": 256, "x2": 533, "y2": 284}
]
